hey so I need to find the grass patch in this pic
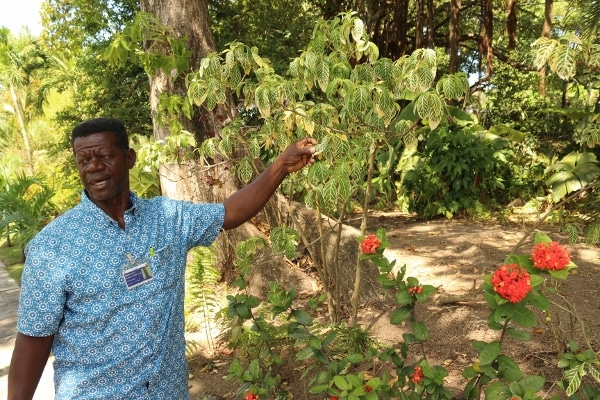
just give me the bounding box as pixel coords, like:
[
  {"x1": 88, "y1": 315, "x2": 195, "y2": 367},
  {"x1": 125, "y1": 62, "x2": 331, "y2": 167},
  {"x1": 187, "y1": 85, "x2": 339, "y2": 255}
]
[{"x1": 0, "y1": 240, "x2": 24, "y2": 285}]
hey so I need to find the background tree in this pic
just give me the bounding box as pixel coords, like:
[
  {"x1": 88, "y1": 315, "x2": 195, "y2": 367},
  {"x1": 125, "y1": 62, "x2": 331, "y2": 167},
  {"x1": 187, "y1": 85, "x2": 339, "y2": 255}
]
[{"x1": 0, "y1": 28, "x2": 48, "y2": 173}]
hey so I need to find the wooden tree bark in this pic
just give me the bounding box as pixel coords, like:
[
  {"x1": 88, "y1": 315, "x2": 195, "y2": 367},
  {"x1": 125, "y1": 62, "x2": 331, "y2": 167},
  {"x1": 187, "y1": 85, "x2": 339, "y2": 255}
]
[
  {"x1": 507, "y1": 0, "x2": 517, "y2": 51},
  {"x1": 427, "y1": 0, "x2": 434, "y2": 48},
  {"x1": 481, "y1": 0, "x2": 494, "y2": 77},
  {"x1": 415, "y1": 0, "x2": 424, "y2": 48},
  {"x1": 449, "y1": 0, "x2": 461, "y2": 73},
  {"x1": 138, "y1": 0, "x2": 264, "y2": 282}
]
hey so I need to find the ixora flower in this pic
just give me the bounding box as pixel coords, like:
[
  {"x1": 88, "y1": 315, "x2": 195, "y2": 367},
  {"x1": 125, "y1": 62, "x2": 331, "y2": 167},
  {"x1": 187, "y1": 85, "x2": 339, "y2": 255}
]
[
  {"x1": 410, "y1": 366, "x2": 424, "y2": 384},
  {"x1": 360, "y1": 234, "x2": 382, "y2": 255},
  {"x1": 245, "y1": 392, "x2": 258, "y2": 400},
  {"x1": 491, "y1": 264, "x2": 532, "y2": 303},
  {"x1": 531, "y1": 241, "x2": 571, "y2": 271}
]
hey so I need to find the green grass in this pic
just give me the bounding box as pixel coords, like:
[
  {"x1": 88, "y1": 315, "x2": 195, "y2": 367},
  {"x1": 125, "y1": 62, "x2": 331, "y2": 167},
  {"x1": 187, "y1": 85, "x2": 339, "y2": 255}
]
[{"x1": 0, "y1": 239, "x2": 24, "y2": 285}]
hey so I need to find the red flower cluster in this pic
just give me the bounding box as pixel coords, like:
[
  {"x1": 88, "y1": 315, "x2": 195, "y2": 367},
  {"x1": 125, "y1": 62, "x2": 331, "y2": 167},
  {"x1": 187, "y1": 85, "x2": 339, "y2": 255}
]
[
  {"x1": 410, "y1": 366, "x2": 424, "y2": 384},
  {"x1": 408, "y1": 286, "x2": 423, "y2": 295},
  {"x1": 531, "y1": 241, "x2": 571, "y2": 271},
  {"x1": 360, "y1": 234, "x2": 382, "y2": 255},
  {"x1": 330, "y1": 397, "x2": 339, "y2": 400},
  {"x1": 364, "y1": 385, "x2": 373, "y2": 393},
  {"x1": 245, "y1": 392, "x2": 258, "y2": 400},
  {"x1": 491, "y1": 264, "x2": 532, "y2": 303}
]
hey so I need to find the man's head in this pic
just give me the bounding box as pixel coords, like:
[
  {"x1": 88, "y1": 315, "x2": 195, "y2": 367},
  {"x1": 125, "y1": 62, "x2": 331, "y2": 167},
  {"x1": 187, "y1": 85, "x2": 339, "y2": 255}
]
[
  {"x1": 71, "y1": 117, "x2": 129, "y2": 152},
  {"x1": 71, "y1": 118, "x2": 136, "y2": 212}
]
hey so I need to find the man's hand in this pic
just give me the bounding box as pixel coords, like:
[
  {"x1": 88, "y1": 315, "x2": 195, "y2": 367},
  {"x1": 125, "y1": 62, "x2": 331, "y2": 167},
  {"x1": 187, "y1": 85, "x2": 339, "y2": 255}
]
[
  {"x1": 222, "y1": 137, "x2": 318, "y2": 230},
  {"x1": 278, "y1": 138, "x2": 318, "y2": 174}
]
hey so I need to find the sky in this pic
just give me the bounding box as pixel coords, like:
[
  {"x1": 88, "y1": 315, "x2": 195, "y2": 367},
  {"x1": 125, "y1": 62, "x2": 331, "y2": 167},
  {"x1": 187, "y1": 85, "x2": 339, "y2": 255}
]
[{"x1": 1, "y1": 0, "x2": 44, "y2": 36}]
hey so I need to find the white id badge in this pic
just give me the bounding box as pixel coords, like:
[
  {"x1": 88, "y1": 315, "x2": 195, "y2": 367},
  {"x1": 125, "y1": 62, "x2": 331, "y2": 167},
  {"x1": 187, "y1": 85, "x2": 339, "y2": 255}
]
[{"x1": 122, "y1": 254, "x2": 153, "y2": 289}]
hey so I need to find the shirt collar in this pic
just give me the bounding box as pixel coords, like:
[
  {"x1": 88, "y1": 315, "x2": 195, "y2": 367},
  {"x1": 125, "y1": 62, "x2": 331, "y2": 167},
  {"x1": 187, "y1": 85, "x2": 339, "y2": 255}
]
[{"x1": 80, "y1": 190, "x2": 141, "y2": 225}]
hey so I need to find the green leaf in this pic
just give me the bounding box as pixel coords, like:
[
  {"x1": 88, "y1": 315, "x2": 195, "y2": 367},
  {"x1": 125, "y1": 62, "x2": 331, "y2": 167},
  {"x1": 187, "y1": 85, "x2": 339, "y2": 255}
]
[
  {"x1": 479, "y1": 341, "x2": 501, "y2": 366},
  {"x1": 485, "y1": 382, "x2": 511, "y2": 400},
  {"x1": 565, "y1": 365, "x2": 584, "y2": 396},
  {"x1": 308, "y1": 384, "x2": 329, "y2": 394},
  {"x1": 248, "y1": 359, "x2": 261, "y2": 380},
  {"x1": 292, "y1": 309, "x2": 313, "y2": 326},
  {"x1": 309, "y1": 335, "x2": 322, "y2": 350},
  {"x1": 525, "y1": 289, "x2": 550, "y2": 311},
  {"x1": 497, "y1": 355, "x2": 524, "y2": 381},
  {"x1": 237, "y1": 157, "x2": 254, "y2": 184},
  {"x1": 390, "y1": 306, "x2": 412, "y2": 324},
  {"x1": 549, "y1": 269, "x2": 569, "y2": 280},
  {"x1": 507, "y1": 327, "x2": 531, "y2": 341},
  {"x1": 334, "y1": 375, "x2": 350, "y2": 390},
  {"x1": 546, "y1": 152, "x2": 600, "y2": 203},
  {"x1": 412, "y1": 321, "x2": 429, "y2": 341},
  {"x1": 519, "y1": 375, "x2": 545, "y2": 392},
  {"x1": 322, "y1": 330, "x2": 337, "y2": 348},
  {"x1": 295, "y1": 346, "x2": 315, "y2": 361},
  {"x1": 534, "y1": 232, "x2": 552, "y2": 244},
  {"x1": 511, "y1": 304, "x2": 538, "y2": 328},
  {"x1": 395, "y1": 290, "x2": 413, "y2": 305}
]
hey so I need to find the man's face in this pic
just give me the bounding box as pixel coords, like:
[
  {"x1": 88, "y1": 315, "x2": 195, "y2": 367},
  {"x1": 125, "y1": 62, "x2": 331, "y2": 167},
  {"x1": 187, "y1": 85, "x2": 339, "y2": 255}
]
[{"x1": 73, "y1": 131, "x2": 135, "y2": 206}]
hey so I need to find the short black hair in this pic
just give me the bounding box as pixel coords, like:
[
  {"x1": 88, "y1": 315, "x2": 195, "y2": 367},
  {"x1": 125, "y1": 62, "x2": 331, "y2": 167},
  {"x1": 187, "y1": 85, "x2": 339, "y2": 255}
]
[{"x1": 71, "y1": 117, "x2": 129, "y2": 152}]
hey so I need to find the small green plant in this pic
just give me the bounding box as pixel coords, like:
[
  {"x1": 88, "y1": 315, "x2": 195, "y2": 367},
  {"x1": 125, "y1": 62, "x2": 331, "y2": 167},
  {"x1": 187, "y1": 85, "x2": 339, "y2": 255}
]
[{"x1": 557, "y1": 341, "x2": 600, "y2": 398}]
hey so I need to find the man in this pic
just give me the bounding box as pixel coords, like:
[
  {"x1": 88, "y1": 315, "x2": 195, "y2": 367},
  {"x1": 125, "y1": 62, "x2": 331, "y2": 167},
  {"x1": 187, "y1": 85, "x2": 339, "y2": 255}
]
[{"x1": 8, "y1": 117, "x2": 317, "y2": 399}]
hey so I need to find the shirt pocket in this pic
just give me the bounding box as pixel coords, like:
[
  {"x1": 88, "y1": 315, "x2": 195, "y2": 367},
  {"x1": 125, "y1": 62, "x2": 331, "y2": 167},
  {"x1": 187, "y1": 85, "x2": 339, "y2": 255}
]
[{"x1": 151, "y1": 244, "x2": 180, "y2": 289}]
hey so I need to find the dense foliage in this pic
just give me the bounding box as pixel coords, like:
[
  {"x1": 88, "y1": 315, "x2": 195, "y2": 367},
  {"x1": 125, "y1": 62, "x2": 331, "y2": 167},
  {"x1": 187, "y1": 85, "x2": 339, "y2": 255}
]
[{"x1": 1, "y1": 2, "x2": 599, "y2": 399}]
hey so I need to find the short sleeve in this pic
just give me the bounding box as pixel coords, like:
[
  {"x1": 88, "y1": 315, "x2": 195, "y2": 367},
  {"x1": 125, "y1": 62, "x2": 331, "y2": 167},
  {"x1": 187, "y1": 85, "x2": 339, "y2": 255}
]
[
  {"x1": 17, "y1": 240, "x2": 67, "y2": 337},
  {"x1": 184, "y1": 203, "x2": 225, "y2": 249}
]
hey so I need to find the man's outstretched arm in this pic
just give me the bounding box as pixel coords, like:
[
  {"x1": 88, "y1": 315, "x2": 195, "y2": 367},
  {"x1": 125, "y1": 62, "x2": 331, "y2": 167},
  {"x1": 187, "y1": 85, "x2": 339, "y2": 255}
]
[
  {"x1": 8, "y1": 332, "x2": 54, "y2": 400},
  {"x1": 222, "y1": 138, "x2": 317, "y2": 230}
]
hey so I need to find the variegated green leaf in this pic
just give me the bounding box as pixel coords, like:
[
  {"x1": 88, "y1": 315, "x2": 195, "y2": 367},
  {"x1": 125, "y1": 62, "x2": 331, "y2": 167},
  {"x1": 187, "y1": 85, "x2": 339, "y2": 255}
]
[
  {"x1": 374, "y1": 58, "x2": 394, "y2": 80},
  {"x1": 374, "y1": 88, "x2": 397, "y2": 122},
  {"x1": 351, "y1": 18, "x2": 365, "y2": 43},
  {"x1": 531, "y1": 37, "x2": 556, "y2": 69},
  {"x1": 255, "y1": 85, "x2": 271, "y2": 118},
  {"x1": 565, "y1": 364, "x2": 584, "y2": 396},
  {"x1": 227, "y1": 65, "x2": 242, "y2": 88},
  {"x1": 248, "y1": 137, "x2": 261, "y2": 159},
  {"x1": 349, "y1": 86, "x2": 370, "y2": 114},
  {"x1": 187, "y1": 80, "x2": 208, "y2": 106},
  {"x1": 393, "y1": 119, "x2": 414, "y2": 136},
  {"x1": 416, "y1": 65, "x2": 435, "y2": 92},
  {"x1": 551, "y1": 45, "x2": 579, "y2": 80},
  {"x1": 316, "y1": 58, "x2": 330, "y2": 92},
  {"x1": 200, "y1": 137, "x2": 217, "y2": 159},
  {"x1": 337, "y1": 176, "x2": 353, "y2": 200},
  {"x1": 415, "y1": 92, "x2": 444, "y2": 130},
  {"x1": 237, "y1": 157, "x2": 254, "y2": 184},
  {"x1": 587, "y1": 364, "x2": 600, "y2": 382}
]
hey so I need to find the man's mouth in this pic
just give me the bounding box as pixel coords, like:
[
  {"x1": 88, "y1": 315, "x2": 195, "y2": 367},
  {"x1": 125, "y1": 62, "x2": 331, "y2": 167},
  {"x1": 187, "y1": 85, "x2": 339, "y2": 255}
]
[{"x1": 90, "y1": 179, "x2": 109, "y2": 187}]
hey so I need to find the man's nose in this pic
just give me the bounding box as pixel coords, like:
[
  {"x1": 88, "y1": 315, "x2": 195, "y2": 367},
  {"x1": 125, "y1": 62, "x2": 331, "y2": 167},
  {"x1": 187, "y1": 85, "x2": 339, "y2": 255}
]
[{"x1": 85, "y1": 157, "x2": 105, "y2": 171}]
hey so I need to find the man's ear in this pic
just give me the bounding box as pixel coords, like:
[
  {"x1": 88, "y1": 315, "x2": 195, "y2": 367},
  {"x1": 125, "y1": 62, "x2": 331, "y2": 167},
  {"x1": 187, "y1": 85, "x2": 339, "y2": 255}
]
[{"x1": 127, "y1": 148, "x2": 137, "y2": 169}]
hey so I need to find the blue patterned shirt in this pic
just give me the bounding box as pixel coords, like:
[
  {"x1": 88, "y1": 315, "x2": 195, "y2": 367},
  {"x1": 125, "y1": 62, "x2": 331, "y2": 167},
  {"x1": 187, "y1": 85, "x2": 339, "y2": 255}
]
[{"x1": 17, "y1": 192, "x2": 225, "y2": 399}]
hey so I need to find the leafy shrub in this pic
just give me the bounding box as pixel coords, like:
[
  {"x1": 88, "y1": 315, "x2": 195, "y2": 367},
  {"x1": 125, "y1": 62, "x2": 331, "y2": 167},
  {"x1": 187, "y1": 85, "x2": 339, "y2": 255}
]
[{"x1": 403, "y1": 124, "x2": 510, "y2": 219}]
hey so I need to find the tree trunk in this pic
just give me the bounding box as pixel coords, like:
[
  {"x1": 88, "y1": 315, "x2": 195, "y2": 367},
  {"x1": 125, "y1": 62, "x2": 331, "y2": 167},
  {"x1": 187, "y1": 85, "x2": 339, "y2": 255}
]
[
  {"x1": 482, "y1": 0, "x2": 494, "y2": 77},
  {"x1": 138, "y1": 0, "x2": 326, "y2": 289},
  {"x1": 427, "y1": 0, "x2": 434, "y2": 48},
  {"x1": 138, "y1": 0, "x2": 252, "y2": 281},
  {"x1": 540, "y1": 0, "x2": 553, "y2": 96},
  {"x1": 415, "y1": 0, "x2": 424, "y2": 49},
  {"x1": 449, "y1": 0, "x2": 461, "y2": 73},
  {"x1": 395, "y1": 0, "x2": 410, "y2": 56},
  {"x1": 507, "y1": 0, "x2": 517, "y2": 51}
]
